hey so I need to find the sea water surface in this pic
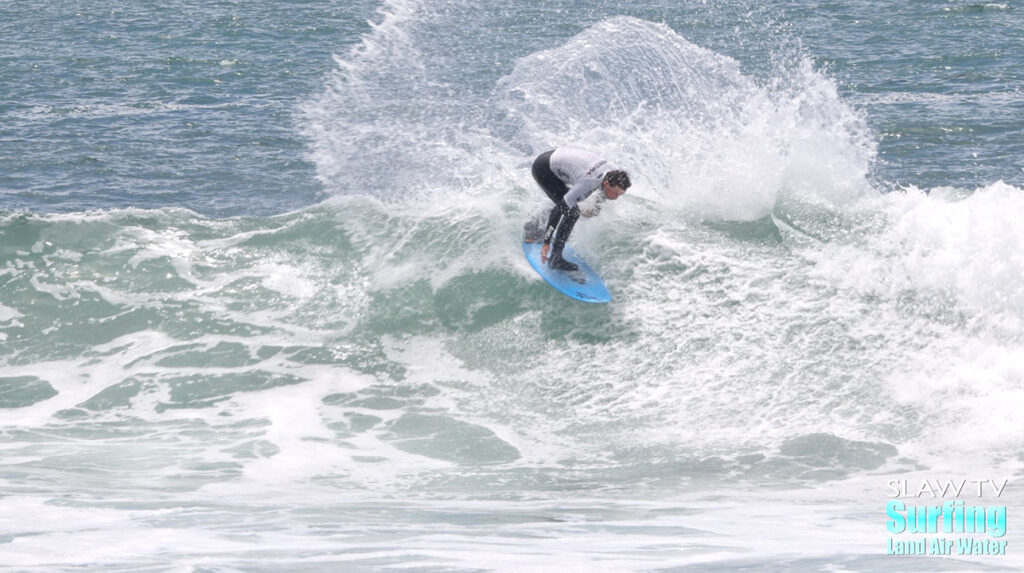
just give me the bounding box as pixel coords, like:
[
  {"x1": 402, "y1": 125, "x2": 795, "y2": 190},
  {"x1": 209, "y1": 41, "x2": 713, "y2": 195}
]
[{"x1": 2, "y1": 1, "x2": 1024, "y2": 571}]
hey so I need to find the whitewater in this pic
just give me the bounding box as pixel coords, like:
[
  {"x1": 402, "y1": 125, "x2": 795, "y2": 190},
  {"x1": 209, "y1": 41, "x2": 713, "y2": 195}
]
[{"x1": 2, "y1": 1, "x2": 1023, "y2": 571}]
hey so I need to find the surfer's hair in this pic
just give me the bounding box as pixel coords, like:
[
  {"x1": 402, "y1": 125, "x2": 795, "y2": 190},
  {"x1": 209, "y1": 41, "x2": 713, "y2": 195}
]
[{"x1": 604, "y1": 170, "x2": 631, "y2": 189}]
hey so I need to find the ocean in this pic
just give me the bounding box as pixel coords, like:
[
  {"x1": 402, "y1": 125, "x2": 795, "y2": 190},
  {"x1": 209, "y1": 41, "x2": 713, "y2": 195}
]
[{"x1": 2, "y1": 1, "x2": 1023, "y2": 571}]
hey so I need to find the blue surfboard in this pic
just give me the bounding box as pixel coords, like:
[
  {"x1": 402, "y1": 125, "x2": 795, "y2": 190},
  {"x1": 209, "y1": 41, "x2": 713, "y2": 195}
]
[{"x1": 522, "y1": 240, "x2": 611, "y2": 303}]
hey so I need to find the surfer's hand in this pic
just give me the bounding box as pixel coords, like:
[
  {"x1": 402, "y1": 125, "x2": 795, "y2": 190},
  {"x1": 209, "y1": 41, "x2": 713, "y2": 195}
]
[{"x1": 582, "y1": 209, "x2": 597, "y2": 218}]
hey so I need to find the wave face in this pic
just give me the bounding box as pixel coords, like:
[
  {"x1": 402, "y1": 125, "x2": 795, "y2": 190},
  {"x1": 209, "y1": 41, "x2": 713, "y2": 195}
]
[{"x1": 3, "y1": 1, "x2": 1024, "y2": 570}]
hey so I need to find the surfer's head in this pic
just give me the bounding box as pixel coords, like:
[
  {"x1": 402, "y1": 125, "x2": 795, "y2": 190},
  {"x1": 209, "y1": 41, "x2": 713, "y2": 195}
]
[{"x1": 602, "y1": 170, "x2": 631, "y2": 200}]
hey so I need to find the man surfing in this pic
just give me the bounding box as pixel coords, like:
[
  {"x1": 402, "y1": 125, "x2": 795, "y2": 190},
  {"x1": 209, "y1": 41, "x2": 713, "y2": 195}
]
[{"x1": 528, "y1": 147, "x2": 631, "y2": 271}]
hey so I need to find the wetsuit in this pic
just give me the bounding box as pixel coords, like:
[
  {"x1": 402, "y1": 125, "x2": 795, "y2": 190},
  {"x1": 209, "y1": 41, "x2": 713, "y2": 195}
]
[{"x1": 531, "y1": 148, "x2": 616, "y2": 262}]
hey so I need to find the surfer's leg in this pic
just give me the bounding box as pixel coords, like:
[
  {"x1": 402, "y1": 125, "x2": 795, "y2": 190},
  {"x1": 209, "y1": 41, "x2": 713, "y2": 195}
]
[
  {"x1": 552, "y1": 207, "x2": 579, "y2": 252},
  {"x1": 538, "y1": 203, "x2": 564, "y2": 262},
  {"x1": 532, "y1": 150, "x2": 571, "y2": 262},
  {"x1": 549, "y1": 207, "x2": 580, "y2": 271},
  {"x1": 544, "y1": 203, "x2": 565, "y2": 242}
]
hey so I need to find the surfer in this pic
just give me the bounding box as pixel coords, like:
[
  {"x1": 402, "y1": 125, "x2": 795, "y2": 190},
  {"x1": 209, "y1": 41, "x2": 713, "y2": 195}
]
[{"x1": 529, "y1": 147, "x2": 631, "y2": 271}]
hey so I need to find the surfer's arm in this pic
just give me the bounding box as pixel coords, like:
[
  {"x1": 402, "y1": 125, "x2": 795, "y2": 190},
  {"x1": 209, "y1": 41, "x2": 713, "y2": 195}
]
[{"x1": 562, "y1": 177, "x2": 602, "y2": 209}]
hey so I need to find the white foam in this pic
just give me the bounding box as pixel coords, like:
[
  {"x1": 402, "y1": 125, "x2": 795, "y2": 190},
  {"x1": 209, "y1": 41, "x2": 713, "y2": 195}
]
[
  {"x1": 791, "y1": 181, "x2": 1024, "y2": 454},
  {"x1": 808, "y1": 182, "x2": 1024, "y2": 331},
  {"x1": 499, "y1": 18, "x2": 875, "y2": 222},
  {"x1": 0, "y1": 303, "x2": 23, "y2": 323}
]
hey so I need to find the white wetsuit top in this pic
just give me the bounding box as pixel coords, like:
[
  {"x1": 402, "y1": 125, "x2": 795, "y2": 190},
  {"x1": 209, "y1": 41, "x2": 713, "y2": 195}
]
[{"x1": 549, "y1": 147, "x2": 618, "y2": 209}]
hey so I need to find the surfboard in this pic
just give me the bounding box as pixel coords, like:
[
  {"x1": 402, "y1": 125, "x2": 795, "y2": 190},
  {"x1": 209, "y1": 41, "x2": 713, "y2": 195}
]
[{"x1": 522, "y1": 238, "x2": 611, "y2": 304}]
